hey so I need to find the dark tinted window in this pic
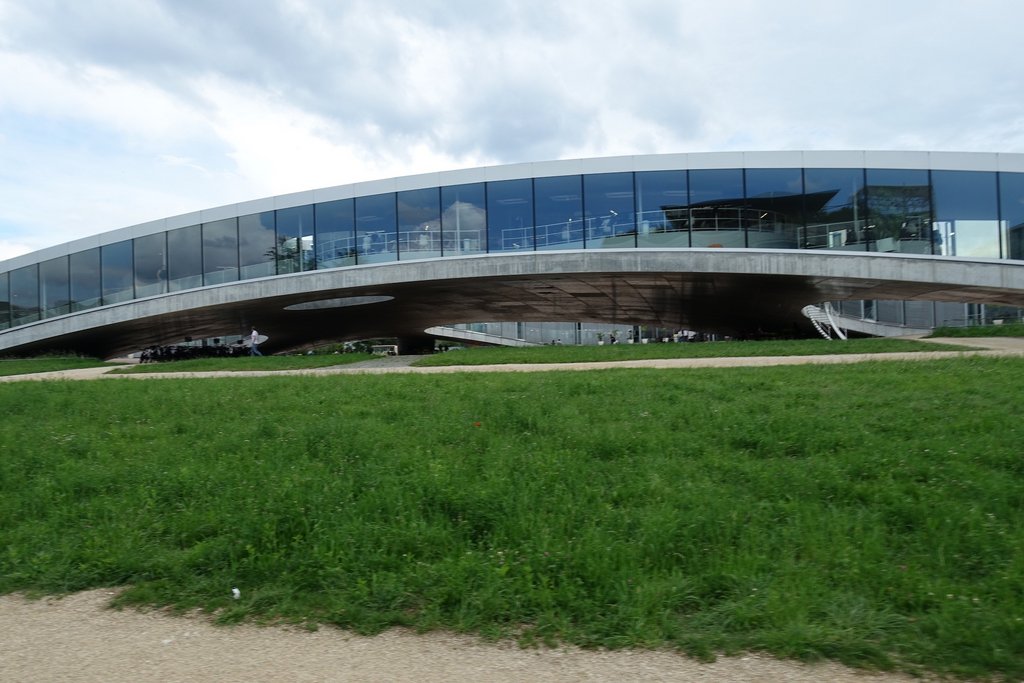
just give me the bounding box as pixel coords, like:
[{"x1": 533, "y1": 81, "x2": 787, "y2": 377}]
[
  {"x1": 487, "y1": 179, "x2": 533, "y2": 252},
  {"x1": 70, "y1": 248, "x2": 101, "y2": 311},
  {"x1": 0, "y1": 273, "x2": 9, "y2": 330},
  {"x1": 102, "y1": 240, "x2": 134, "y2": 304},
  {"x1": 202, "y1": 218, "x2": 238, "y2": 285},
  {"x1": 40, "y1": 256, "x2": 70, "y2": 317},
  {"x1": 688, "y1": 169, "x2": 744, "y2": 247},
  {"x1": 355, "y1": 193, "x2": 397, "y2": 263},
  {"x1": 134, "y1": 232, "x2": 167, "y2": 298},
  {"x1": 441, "y1": 183, "x2": 486, "y2": 255},
  {"x1": 931, "y1": 170, "x2": 999, "y2": 257},
  {"x1": 398, "y1": 188, "x2": 440, "y2": 257},
  {"x1": 276, "y1": 205, "x2": 314, "y2": 273},
  {"x1": 10, "y1": 264, "x2": 38, "y2": 325},
  {"x1": 743, "y1": 168, "x2": 801, "y2": 249},
  {"x1": 865, "y1": 169, "x2": 931, "y2": 254},
  {"x1": 803, "y1": 168, "x2": 867, "y2": 250},
  {"x1": 167, "y1": 225, "x2": 202, "y2": 291},
  {"x1": 584, "y1": 172, "x2": 635, "y2": 248},
  {"x1": 535, "y1": 175, "x2": 583, "y2": 250},
  {"x1": 1000, "y1": 172, "x2": 1024, "y2": 260},
  {"x1": 315, "y1": 199, "x2": 356, "y2": 268},
  {"x1": 636, "y1": 170, "x2": 688, "y2": 248},
  {"x1": 239, "y1": 211, "x2": 276, "y2": 279}
]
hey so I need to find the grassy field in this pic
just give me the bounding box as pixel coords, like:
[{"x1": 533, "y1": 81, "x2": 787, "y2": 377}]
[
  {"x1": 1, "y1": 358, "x2": 1022, "y2": 680},
  {"x1": 930, "y1": 323, "x2": 1024, "y2": 338},
  {"x1": 0, "y1": 356, "x2": 116, "y2": 376},
  {"x1": 111, "y1": 353, "x2": 374, "y2": 374},
  {"x1": 414, "y1": 337, "x2": 961, "y2": 366}
]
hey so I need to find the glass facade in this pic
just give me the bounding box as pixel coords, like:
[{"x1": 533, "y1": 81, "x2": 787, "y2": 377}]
[{"x1": 2, "y1": 163, "x2": 1022, "y2": 332}]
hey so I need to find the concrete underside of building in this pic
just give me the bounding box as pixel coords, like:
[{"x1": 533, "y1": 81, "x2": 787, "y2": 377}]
[{"x1": 3, "y1": 249, "x2": 1023, "y2": 359}]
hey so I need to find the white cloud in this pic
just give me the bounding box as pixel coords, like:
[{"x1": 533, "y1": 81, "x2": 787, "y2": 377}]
[{"x1": 1, "y1": 0, "x2": 1024, "y2": 258}]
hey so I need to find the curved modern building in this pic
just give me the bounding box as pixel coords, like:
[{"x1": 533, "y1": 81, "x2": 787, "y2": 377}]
[{"x1": 2, "y1": 150, "x2": 1024, "y2": 358}]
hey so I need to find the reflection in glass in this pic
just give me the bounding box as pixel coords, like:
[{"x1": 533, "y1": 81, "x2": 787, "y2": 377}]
[
  {"x1": 40, "y1": 256, "x2": 71, "y2": 317},
  {"x1": 584, "y1": 173, "x2": 635, "y2": 249},
  {"x1": 10, "y1": 264, "x2": 39, "y2": 325},
  {"x1": 442, "y1": 183, "x2": 486, "y2": 256},
  {"x1": 356, "y1": 193, "x2": 397, "y2": 264},
  {"x1": 134, "y1": 232, "x2": 168, "y2": 298},
  {"x1": 102, "y1": 240, "x2": 134, "y2": 305},
  {"x1": 636, "y1": 170, "x2": 688, "y2": 248},
  {"x1": 932, "y1": 171, "x2": 999, "y2": 258},
  {"x1": 865, "y1": 169, "x2": 932, "y2": 254},
  {"x1": 0, "y1": 274, "x2": 8, "y2": 331},
  {"x1": 487, "y1": 179, "x2": 533, "y2": 251},
  {"x1": 276, "y1": 205, "x2": 314, "y2": 273},
  {"x1": 202, "y1": 218, "x2": 238, "y2": 285},
  {"x1": 0, "y1": 273, "x2": 8, "y2": 329},
  {"x1": 167, "y1": 225, "x2": 202, "y2": 291},
  {"x1": 1000, "y1": 172, "x2": 1024, "y2": 260},
  {"x1": 315, "y1": 199, "x2": 356, "y2": 268},
  {"x1": 802, "y1": 168, "x2": 867, "y2": 250},
  {"x1": 743, "y1": 168, "x2": 802, "y2": 249},
  {"x1": 535, "y1": 175, "x2": 583, "y2": 250},
  {"x1": 70, "y1": 248, "x2": 101, "y2": 311},
  {"x1": 398, "y1": 188, "x2": 440, "y2": 258},
  {"x1": 238, "y1": 211, "x2": 276, "y2": 279},
  {"x1": 688, "y1": 169, "x2": 745, "y2": 247}
]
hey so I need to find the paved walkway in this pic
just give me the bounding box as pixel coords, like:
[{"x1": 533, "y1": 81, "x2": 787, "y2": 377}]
[{"x1": 2, "y1": 337, "x2": 1023, "y2": 383}]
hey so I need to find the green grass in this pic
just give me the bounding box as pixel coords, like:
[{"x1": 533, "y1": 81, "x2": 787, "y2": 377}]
[
  {"x1": 0, "y1": 356, "x2": 115, "y2": 376},
  {"x1": 110, "y1": 353, "x2": 374, "y2": 373},
  {"x1": 1, "y1": 358, "x2": 1022, "y2": 680},
  {"x1": 413, "y1": 337, "x2": 961, "y2": 366},
  {"x1": 930, "y1": 323, "x2": 1024, "y2": 338}
]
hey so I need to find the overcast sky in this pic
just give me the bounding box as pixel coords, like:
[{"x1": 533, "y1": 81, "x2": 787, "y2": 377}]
[{"x1": 1, "y1": 0, "x2": 1022, "y2": 260}]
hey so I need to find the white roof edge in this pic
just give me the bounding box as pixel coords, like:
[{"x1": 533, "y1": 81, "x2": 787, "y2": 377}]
[{"x1": 2, "y1": 150, "x2": 1021, "y2": 271}]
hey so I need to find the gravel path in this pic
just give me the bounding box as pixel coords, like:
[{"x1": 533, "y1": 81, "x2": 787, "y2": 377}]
[
  {"x1": 4, "y1": 337, "x2": 1011, "y2": 681},
  {"x1": 1, "y1": 590, "x2": 924, "y2": 682}
]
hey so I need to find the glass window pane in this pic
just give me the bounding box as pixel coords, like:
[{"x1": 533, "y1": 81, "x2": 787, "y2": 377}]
[
  {"x1": 239, "y1": 211, "x2": 276, "y2": 279},
  {"x1": 40, "y1": 256, "x2": 70, "y2": 318},
  {"x1": 134, "y1": 233, "x2": 167, "y2": 298},
  {"x1": 584, "y1": 172, "x2": 635, "y2": 249},
  {"x1": 1000, "y1": 172, "x2": 1024, "y2": 260},
  {"x1": 636, "y1": 170, "x2": 688, "y2": 248},
  {"x1": 102, "y1": 240, "x2": 134, "y2": 304},
  {"x1": 315, "y1": 199, "x2": 356, "y2": 268},
  {"x1": 70, "y1": 248, "x2": 101, "y2": 311},
  {"x1": 167, "y1": 225, "x2": 202, "y2": 291},
  {"x1": 10, "y1": 264, "x2": 38, "y2": 325},
  {"x1": 865, "y1": 169, "x2": 931, "y2": 254},
  {"x1": 355, "y1": 193, "x2": 397, "y2": 264},
  {"x1": 688, "y1": 169, "x2": 744, "y2": 248},
  {"x1": 743, "y1": 168, "x2": 802, "y2": 249},
  {"x1": 535, "y1": 175, "x2": 583, "y2": 250},
  {"x1": 441, "y1": 183, "x2": 486, "y2": 256},
  {"x1": 398, "y1": 188, "x2": 440, "y2": 258},
  {"x1": 803, "y1": 168, "x2": 867, "y2": 250},
  {"x1": 202, "y1": 218, "x2": 238, "y2": 285},
  {"x1": 276, "y1": 205, "x2": 314, "y2": 273},
  {"x1": 932, "y1": 170, "x2": 999, "y2": 258},
  {"x1": 487, "y1": 178, "x2": 533, "y2": 252},
  {"x1": 0, "y1": 273, "x2": 9, "y2": 330}
]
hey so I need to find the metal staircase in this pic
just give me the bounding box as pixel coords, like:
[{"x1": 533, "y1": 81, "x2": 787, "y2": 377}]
[{"x1": 801, "y1": 303, "x2": 848, "y2": 340}]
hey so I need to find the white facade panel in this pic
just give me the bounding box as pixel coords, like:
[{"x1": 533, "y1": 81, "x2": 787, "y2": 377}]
[
  {"x1": 864, "y1": 150, "x2": 930, "y2": 169},
  {"x1": 742, "y1": 151, "x2": 804, "y2": 168},
  {"x1": 632, "y1": 153, "x2": 690, "y2": 171},
  {"x1": 687, "y1": 151, "x2": 745, "y2": 169},
  {"x1": 927, "y1": 152, "x2": 998, "y2": 172},
  {"x1": 200, "y1": 204, "x2": 242, "y2": 223}
]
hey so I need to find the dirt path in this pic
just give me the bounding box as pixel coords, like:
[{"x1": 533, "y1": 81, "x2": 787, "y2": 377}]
[{"x1": 1, "y1": 590, "x2": 924, "y2": 682}]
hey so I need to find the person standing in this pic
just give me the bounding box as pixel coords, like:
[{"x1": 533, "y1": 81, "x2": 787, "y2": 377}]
[{"x1": 250, "y1": 327, "x2": 263, "y2": 356}]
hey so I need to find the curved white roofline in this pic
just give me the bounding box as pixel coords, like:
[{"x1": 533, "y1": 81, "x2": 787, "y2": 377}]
[{"x1": 5, "y1": 150, "x2": 1024, "y2": 271}]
